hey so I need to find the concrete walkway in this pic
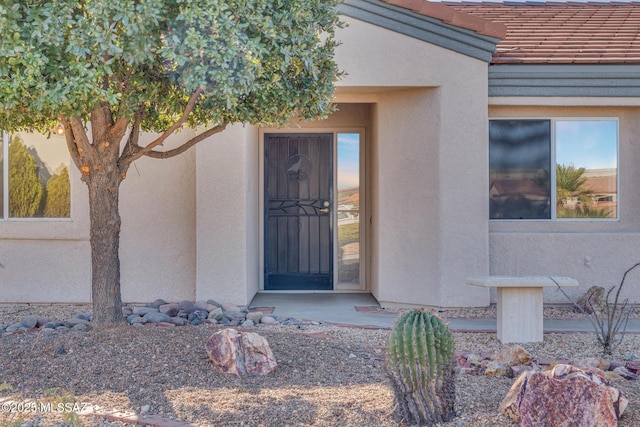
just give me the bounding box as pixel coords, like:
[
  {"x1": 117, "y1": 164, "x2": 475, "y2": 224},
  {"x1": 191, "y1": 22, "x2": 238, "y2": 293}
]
[{"x1": 250, "y1": 292, "x2": 640, "y2": 333}]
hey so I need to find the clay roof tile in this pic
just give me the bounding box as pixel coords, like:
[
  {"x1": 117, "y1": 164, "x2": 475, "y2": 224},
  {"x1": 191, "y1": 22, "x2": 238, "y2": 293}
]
[{"x1": 442, "y1": 1, "x2": 640, "y2": 63}]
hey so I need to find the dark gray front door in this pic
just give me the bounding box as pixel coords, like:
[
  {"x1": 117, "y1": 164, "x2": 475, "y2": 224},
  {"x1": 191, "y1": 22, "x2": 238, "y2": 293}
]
[{"x1": 264, "y1": 133, "x2": 333, "y2": 290}]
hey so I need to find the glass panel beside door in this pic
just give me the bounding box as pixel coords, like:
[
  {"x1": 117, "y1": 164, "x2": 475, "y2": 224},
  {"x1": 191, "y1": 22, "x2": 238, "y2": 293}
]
[{"x1": 337, "y1": 133, "x2": 360, "y2": 285}]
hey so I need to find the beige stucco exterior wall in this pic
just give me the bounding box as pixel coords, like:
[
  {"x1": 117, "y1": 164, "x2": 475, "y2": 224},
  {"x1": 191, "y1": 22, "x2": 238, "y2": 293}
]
[
  {"x1": 0, "y1": 163, "x2": 92, "y2": 301},
  {"x1": 1, "y1": 130, "x2": 197, "y2": 303},
  {"x1": 119, "y1": 132, "x2": 198, "y2": 302},
  {"x1": 489, "y1": 105, "x2": 640, "y2": 302},
  {"x1": 195, "y1": 125, "x2": 261, "y2": 306},
  {"x1": 333, "y1": 19, "x2": 490, "y2": 308}
]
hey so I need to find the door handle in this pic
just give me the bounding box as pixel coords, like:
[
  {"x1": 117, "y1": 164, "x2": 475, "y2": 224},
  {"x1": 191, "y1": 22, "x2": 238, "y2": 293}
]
[{"x1": 318, "y1": 208, "x2": 330, "y2": 214}]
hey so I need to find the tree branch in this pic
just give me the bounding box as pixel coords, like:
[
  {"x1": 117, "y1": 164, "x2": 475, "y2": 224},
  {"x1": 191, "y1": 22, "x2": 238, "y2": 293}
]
[
  {"x1": 60, "y1": 116, "x2": 82, "y2": 172},
  {"x1": 120, "y1": 87, "x2": 204, "y2": 166},
  {"x1": 141, "y1": 123, "x2": 227, "y2": 159}
]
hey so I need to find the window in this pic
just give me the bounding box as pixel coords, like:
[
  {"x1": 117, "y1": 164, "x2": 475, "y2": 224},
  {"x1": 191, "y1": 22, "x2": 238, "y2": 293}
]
[
  {"x1": 489, "y1": 119, "x2": 617, "y2": 220},
  {"x1": 337, "y1": 133, "x2": 361, "y2": 284},
  {"x1": 2, "y1": 131, "x2": 71, "y2": 219}
]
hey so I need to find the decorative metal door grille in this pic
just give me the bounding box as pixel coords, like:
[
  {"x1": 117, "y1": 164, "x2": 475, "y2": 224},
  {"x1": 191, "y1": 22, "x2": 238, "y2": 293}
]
[{"x1": 264, "y1": 134, "x2": 333, "y2": 290}]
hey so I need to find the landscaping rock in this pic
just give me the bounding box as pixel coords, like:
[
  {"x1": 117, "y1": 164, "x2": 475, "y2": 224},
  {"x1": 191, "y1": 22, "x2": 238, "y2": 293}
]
[
  {"x1": 65, "y1": 318, "x2": 90, "y2": 327},
  {"x1": 36, "y1": 316, "x2": 50, "y2": 327},
  {"x1": 260, "y1": 316, "x2": 279, "y2": 325},
  {"x1": 206, "y1": 304, "x2": 220, "y2": 312},
  {"x1": 485, "y1": 361, "x2": 509, "y2": 377},
  {"x1": 129, "y1": 316, "x2": 146, "y2": 325},
  {"x1": 207, "y1": 307, "x2": 224, "y2": 321},
  {"x1": 188, "y1": 310, "x2": 208, "y2": 323},
  {"x1": 574, "y1": 357, "x2": 610, "y2": 371},
  {"x1": 5, "y1": 323, "x2": 23, "y2": 333},
  {"x1": 246, "y1": 311, "x2": 264, "y2": 322},
  {"x1": 604, "y1": 371, "x2": 627, "y2": 382},
  {"x1": 133, "y1": 306, "x2": 158, "y2": 316},
  {"x1": 159, "y1": 303, "x2": 180, "y2": 317},
  {"x1": 148, "y1": 298, "x2": 167, "y2": 308},
  {"x1": 626, "y1": 361, "x2": 640, "y2": 374},
  {"x1": 194, "y1": 300, "x2": 209, "y2": 311},
  {"x1": 222, "y1": 303, "x2": 242, "y2": 313},
  {"x1": 500, "y1": 364, "x2": 628, "y2": 427},
  {"x1": 205, "y1": 328, "x2": 277, "y2": 376},
  {"x1": 178, "y1": 300, "x2": 195, "y2": 311},
  {"x1": 21, "y1": 315, "x2": 39, "y2": 329},
  {"x1": 127, "y1": 314, "x2": 143, "y2": 324},
  {"x1": 613, "y1": 366, "x2": 639, "y2": 380},
  {"x1": 242, "y1": 319, "x2": 255, "y2": 327},
  {"x1": 510, "y1": 364, "x2": 537, "y2": 378},
  {"x1": 74, "y1": 313, "x2": 92, "y2": 321},
  {"x1": 576, "y1": 286, "x2": 606, "y2": 314},
  {"x1": 143, "y1": 312, "x2": 172, "y2": 324},
  {"x1": 225, "y1": 311, "x2": 247, "y2": 321},
  {"x1": 171, "y1": 316, "x2": 188, "y2": 326},
  {"x1": 493, "y1": 345, "x2": 532, "y2": 367}
]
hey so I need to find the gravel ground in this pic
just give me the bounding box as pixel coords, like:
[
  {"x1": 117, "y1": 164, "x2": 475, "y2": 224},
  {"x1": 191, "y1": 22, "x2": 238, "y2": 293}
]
[{"x1": 1, "y1": 304, "x2": 639, "y2": 426}]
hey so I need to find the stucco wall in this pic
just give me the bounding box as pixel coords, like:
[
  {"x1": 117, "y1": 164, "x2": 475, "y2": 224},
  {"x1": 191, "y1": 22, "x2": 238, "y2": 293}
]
[
  {"x1": 119, "y1": 132, "x2": 197, "y2": 303},
  {"x1": 1, "y1": 130, "x2": 197, "y2": 303},
  {"x1": 489, "y1": 105, "x2": 640, "y2": 302},
  {"x1": 195, "y1": 125, "x2": 260, "y2": 305},
  {"x1": 334, "y1": 19, "x2": 491, "y2": 308}
]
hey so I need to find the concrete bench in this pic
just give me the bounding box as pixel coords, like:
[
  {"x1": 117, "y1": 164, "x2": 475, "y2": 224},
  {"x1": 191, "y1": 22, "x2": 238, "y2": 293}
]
[{"x1": 466, "y1": 276, "x2": 578, "y2": 343}]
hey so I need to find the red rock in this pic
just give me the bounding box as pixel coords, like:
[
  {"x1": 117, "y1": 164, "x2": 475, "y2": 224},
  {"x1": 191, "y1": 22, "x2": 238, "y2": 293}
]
[
  {"x1": 205, "y1": 328, "x2": 277, "y2": 376},
  {"x1": 500, "y1": 364, "x2": 628, "y2": 427},
  {"x1": 626, "y1": 361, "x2": 640, "y2": 374}
]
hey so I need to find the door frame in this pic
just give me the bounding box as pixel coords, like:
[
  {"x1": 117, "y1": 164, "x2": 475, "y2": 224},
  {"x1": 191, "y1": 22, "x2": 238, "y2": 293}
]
[{"x1": 259, "y1": 127, "x2": 367, "y2": 292}]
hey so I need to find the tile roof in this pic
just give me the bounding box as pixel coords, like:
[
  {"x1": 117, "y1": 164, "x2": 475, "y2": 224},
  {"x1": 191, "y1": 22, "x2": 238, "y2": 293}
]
[
  {"x1": 443, "y1": 2, "x2": 640, "y2": 63},
  {"x1": 380, "y1": 0, "x2": 508, "y2": 38}
]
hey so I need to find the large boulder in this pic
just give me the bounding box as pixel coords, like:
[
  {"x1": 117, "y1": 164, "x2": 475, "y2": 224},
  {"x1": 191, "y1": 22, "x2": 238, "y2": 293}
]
[
  {"x1": 205, "y1": 329, "x2": 277, "y2": 376},
  {"x1": 500, "y1": 364, "x2": 628, "y2": 427}
]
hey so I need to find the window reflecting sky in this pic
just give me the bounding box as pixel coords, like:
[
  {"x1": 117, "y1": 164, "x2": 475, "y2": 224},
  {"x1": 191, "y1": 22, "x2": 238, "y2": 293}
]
[
  {"x1": 556, "y1": 120, "x2": 617, "y2": 169},
  {"x1": 337, "y1": 133, "x2": 359, "y2": 189}
]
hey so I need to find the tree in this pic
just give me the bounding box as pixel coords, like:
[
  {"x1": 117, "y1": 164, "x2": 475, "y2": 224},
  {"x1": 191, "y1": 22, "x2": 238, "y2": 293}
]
[
  {"x1": 0, "y1": 1, "x2": 342, "y2": 324},
  {"x1": 8, "y1": 136, "x2": 44, "y2": 218},
  {"x1": 44, "y1": 167, "x2": 71, "y2": 218},
  {"x1": 556, "y1": 163, "x2": 588, "y2": 205}
]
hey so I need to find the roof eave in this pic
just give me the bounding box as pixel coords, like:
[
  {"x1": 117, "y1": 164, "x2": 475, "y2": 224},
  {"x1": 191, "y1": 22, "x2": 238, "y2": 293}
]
[{"x1": 339, "y1": 0, "x2": 503, "y2": 63}]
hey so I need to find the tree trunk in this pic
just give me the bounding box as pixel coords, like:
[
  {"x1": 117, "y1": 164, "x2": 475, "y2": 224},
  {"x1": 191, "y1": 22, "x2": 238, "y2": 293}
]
[{"x1": 87, "y1": 167, "x2": 124, "y2": 325}]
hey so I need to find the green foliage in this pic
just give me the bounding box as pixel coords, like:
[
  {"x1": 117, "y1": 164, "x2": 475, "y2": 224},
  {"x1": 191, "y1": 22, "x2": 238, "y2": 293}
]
[
  {"x1": 8, "y1": 136, "x2": 44, "y2": 217},
  {"x1": 387, "y1": 309, "x2": 456, "y2": 425},
  {"x1": 338, "y1": 222, "x2": 359, "y2": 245},
  {"x1": 0, "y1": 0, "x2": 342, "y2": 132},
  {"x1": 44, "y1": 167, "x2": 71, "y2": 218},
  {"x1": 557, "y1": 204, "x2": 612, "y2": 219},
  {"x1": 556, "y1": 163, "x2": 589, "y2": 202}
]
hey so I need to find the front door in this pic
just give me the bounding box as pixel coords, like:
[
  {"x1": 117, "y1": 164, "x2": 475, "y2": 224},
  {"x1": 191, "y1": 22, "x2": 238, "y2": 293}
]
[{"x1": 264, "y1": 134, "x2": 333, "y2": 290}]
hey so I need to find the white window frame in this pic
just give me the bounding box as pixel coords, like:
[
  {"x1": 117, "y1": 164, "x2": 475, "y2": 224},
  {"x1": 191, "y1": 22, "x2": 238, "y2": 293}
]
[{"x1": 489, "y1": 117, "x2": 620, "y2": 222}]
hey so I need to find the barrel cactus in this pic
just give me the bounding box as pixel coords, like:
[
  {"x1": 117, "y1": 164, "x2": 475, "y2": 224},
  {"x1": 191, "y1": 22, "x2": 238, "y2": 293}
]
[{"x1": 386, "y1": 309, "x2": 456, "y2": 425}]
